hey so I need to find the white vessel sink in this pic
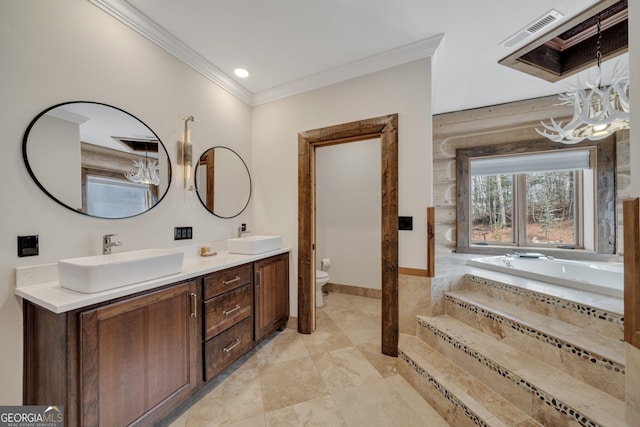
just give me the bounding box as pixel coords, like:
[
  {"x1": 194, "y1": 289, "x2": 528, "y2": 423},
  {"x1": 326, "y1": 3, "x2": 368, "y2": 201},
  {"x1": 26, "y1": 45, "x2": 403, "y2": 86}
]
[
  {"x1": 58, "y1": 249, "x2": 184, "y2": 293},
  {"x1": 227, "y1": 235, "x2": 281, "y2": 255}
]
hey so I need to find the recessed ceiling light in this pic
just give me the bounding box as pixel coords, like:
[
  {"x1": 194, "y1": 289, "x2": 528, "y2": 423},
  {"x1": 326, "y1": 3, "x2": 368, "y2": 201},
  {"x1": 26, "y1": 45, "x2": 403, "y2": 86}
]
[{"x1": 234, "y1": 68, "x2": 249, "y2": 78}]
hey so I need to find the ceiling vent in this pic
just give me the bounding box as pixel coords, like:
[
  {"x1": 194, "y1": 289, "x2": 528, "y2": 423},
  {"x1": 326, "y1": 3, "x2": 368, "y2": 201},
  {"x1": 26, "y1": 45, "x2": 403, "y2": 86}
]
[
  {"x1": 500, "y1": 10, "x2": 564, "y2": 48},
  {"x1": 499, "y1": 0, "x2": 628, "y2": 82}
]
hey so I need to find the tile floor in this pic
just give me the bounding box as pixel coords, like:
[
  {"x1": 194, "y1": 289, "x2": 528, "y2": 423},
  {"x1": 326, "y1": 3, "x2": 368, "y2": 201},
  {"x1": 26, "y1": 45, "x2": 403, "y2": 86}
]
[{"x1": 164, "y1": 292, "x2": 449, "y2": 427}]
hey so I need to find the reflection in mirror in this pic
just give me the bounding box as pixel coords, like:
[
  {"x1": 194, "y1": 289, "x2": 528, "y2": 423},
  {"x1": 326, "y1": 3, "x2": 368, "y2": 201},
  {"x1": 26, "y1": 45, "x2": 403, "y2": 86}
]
[
  {"x1": 195, "y1": 147, "x2": 251, "y2": 218},
  {"x1": 23, "y1": 102, "x2": 171, "y2": 219}
]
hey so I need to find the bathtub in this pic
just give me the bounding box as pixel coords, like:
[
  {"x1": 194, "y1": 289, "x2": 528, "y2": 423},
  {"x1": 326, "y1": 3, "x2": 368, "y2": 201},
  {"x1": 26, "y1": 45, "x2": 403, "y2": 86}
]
[{"x1": 466, "y1": 255, "x2": 623, "y2": 298}]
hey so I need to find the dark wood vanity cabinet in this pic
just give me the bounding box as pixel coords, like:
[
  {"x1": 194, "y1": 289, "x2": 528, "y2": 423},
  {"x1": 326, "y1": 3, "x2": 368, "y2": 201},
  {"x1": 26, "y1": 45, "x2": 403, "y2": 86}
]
[
  {"x1": 24, "y1": 252, "x2": 289, "y2": 427},
  {"x1": 254, "y1": 253, "x2": 290, "y2": 341},
  {"x1": 202, "y1": 264, "x2": 254, "y2": 381},
  {"x1": 201, "y1": 254, "x2": 290, "y2": 380},
  {"x1": 24, "y1": 280, "x2": 200, "y2": 427},
  {"x1": 78, "y1": 280, "x2": 199, "y2": 426}
]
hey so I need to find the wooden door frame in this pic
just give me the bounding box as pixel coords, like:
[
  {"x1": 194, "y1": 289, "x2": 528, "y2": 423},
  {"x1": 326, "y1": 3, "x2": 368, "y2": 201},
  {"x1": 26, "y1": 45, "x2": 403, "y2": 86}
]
[
  {"x1": 624, "y1": 198, "x2": 640, "y2": 349},
  {"x1": 298, "y1": 114, "x2": 399, "y2": 356}
]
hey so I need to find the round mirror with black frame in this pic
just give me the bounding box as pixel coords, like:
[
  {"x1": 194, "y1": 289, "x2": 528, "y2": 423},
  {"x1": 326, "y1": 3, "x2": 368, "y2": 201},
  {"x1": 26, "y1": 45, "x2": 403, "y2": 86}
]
[
  {"x1": 22, "y1": 101, "x2": 172, "y2": 219},
  {"x1": 194, "y1": 146, "x2": 251, "y2": 218}
]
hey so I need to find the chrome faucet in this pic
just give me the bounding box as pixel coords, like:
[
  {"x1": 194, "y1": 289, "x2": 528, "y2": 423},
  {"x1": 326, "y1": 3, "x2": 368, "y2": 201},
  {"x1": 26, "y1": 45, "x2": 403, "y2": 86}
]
[
  {"x1": 237, "y1": 223, "x2": 250, "y2": 238},
  {"x1": 504, "y1": 251, "x2": 518, "y2": 267},
  {"x1": 103, "y1": 234, "x2": 123, "y2": 255}
]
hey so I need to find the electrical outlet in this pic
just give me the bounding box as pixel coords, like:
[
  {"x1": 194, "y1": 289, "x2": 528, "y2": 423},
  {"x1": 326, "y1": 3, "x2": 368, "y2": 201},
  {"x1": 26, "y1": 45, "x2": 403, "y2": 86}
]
[{"x1": 174, "y1": 226, "x2": 193, "y2": 240}]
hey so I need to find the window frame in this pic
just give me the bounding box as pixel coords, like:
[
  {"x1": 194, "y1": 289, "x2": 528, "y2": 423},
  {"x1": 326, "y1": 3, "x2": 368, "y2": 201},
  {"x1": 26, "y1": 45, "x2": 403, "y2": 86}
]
[
  {"x1": 81, "y1": 167, "x2": 159, "y2": 215},
  {"x1": 470, "y1": 170, "x2": 586, "y2": 248},
  {"x1": 456, "y1": 136, "x2": 616, "y2": 257}
]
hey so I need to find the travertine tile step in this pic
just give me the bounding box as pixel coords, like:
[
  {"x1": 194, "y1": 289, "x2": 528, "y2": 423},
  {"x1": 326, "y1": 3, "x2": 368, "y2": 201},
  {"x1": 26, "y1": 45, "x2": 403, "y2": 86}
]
[
  {"x1": 398, "y1": 334, "x2": 543, "y2": 427},
  {"x1": 445, "y1": 289, "x2": 625, "y2": 368},
  {"x1": 417, "y1": 315, "x2": 627, "y2": 427},
  {"x1": 445, "y1": 289, "x2": 626, "y2": 400},
  {"x1": 463, "y1": 270, "x2": 623, "y2": 316},
  {"x1": 463, "y1": 273, "x2": 624, "y2": 341}
]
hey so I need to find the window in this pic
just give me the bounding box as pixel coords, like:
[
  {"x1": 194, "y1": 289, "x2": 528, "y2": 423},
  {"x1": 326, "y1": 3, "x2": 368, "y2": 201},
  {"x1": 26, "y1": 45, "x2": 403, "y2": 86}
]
[
  {"x1": 81, "y1": 167, "x2": 159, "y2": 218},
  {"x1": 86, "y1": 175, "x2": 152, "y2": 218},
  {"x1": 469, "y1": 150, "x2": 591, "y2": 249},
  {"x1": 456, "y1": 137, "x2": 616, "y2": 255}
]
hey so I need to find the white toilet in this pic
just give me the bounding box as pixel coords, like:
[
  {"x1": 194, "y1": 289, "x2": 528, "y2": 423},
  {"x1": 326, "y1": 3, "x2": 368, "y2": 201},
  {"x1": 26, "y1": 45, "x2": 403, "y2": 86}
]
[{"x1": 316, "y1": 270, "x2": 329, "y2": 307}]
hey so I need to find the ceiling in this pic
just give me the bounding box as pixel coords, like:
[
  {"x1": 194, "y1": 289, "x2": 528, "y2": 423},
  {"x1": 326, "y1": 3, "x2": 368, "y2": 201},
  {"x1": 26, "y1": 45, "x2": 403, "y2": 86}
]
[{"x1": 89, "y1": 0, "x2": 629, "y2": 114}]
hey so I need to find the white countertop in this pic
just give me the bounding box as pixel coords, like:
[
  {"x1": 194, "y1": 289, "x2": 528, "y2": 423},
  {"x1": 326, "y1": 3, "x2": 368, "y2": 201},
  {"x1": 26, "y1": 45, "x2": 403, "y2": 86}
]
[{"x1": 15, "y1": 245, "x2": 290, "y2": 314}]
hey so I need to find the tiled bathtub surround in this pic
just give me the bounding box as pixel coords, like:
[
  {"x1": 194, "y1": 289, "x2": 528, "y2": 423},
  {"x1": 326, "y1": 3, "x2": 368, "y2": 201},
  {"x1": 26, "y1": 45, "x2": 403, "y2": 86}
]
[
  {"x1": 399, "y1": 269, "x2": 467, "y2": 335},
  {"x1": 398, "y1": 254, "x2": 627, "y2": 427},
  {"x1": 415, "y1": 316, "x2": 625, "y2": 427},
  {"x1": 398, "y1": 351, "x2": 491, "y2": 427},
  {"x1": 445, "y1": 292, "x2": 625, "y2": 400},
  {"x1": 466, "y1": 274, "x2": 624, "y2": 339},
  {"x1": 399, "y1": 273, "x2": 431, "y2": 335},
  {"x1": 627, "y1": 344, "x2": 640, "y2": 426},
  {"x1": 446, "y1": 293, "x2": 625, "y2": 371},
  {"x1": 398, "y1": 335, "x2": 541, "y2": 427},
  {"x1": 400, "y1": 334, "x2": 623, "y2": 427}
]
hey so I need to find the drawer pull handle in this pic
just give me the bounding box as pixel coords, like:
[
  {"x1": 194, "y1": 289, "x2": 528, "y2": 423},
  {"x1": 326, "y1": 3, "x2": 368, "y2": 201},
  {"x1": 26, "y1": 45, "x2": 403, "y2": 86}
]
[
  {"x1": 257, "y1": 271, "x2": 261, "y2": 288},
  {"x1": 223, "y1": 304, "x2": 241, "y2": 316},
  {"x1": 190, "y1": 293, "x2": 197, "y2": 318},
  {"x1": 223, "y1": 276, "x2": 241, "y2": 285},
  {"x1": 223, "y1": 338, "x2": 241, "y2": 353}
]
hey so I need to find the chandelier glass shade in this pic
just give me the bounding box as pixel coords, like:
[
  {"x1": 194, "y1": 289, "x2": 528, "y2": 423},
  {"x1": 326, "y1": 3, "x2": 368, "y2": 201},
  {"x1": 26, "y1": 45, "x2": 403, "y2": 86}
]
[
  {"x1": 537, "y1": 14, "x2": 630, "y2": 145},
  {"x1": 125, "y1": 158, "x2": 160, "y2": 186}
]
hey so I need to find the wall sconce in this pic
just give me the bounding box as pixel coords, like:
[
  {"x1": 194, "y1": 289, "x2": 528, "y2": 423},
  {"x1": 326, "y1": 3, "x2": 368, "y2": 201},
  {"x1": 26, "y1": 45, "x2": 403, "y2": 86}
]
[{"x1": 178, "y1": 115, "x2": 196, "y2": 190}]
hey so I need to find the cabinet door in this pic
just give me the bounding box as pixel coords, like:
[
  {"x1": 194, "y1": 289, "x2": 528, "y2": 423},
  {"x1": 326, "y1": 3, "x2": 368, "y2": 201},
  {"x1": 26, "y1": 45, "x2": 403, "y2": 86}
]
[
  {"x1": 79, "y1": 280, "x2": 199, "y2": 427},
  {"x1": 254, "y1": 253, "x2": 290, "y2": 341}
]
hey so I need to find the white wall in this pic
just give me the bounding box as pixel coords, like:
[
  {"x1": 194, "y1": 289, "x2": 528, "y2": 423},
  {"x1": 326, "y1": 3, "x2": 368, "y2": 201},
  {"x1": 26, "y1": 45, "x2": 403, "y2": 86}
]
[
  {"x1": 0, "y1": 0, "x2": 253, "y2": 403},
  {"x1": 316, "y1": 139, "x2": 382, "y2": 289},
  {"x1": 27, "y1": 115, "x2": 82, "y2": 208},
  {"x1": 252, "y1": 58, "x2": 432, "y2": 316}
]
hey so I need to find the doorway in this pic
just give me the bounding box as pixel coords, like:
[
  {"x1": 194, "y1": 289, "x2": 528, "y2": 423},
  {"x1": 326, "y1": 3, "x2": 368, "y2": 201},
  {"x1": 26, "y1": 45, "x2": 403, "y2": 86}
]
[{"x1": 297, "y1": 114, "x2": 398, "y2": 356}]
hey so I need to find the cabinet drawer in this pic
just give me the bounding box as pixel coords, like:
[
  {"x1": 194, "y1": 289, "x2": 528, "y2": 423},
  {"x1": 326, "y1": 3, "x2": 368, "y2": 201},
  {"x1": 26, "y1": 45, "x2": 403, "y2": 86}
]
[
  {"x1": 204, "y1": 284, "x2": 252, "y2": 340},
  {"x1": 204, "y1": 317, "x2": 253, "y2": 381},
  {"x1": 204, "y1": 264, "x2": 252, "y2": 299}
]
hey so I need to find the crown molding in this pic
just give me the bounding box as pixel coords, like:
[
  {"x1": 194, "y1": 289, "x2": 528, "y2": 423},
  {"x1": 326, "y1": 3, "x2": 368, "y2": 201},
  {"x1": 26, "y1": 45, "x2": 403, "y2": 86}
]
[
  {"x1": 252, "y1": 34, "x2": 445, "y2": 105},
  {"x1": 88, "y1": 0, "x2": 253, "y2": 104},
  {"x1": 89, "y1": 0, "x2": 443, "y2": 106}
]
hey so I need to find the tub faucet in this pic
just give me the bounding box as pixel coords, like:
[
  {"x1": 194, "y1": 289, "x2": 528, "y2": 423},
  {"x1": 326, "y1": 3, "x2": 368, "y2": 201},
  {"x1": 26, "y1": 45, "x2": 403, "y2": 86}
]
[
  {"x1": 504, "y1": 252, "x2": 518, "y2": 267},
  {"x1": 103, "y1": 234, "x2": 123, "y2": 255}
]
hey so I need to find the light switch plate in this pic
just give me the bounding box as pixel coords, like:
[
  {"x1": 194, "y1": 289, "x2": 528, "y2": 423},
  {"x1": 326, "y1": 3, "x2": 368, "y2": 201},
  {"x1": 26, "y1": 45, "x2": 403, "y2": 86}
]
[{"x1": 18, "y1": 235, "x2": 39, "y2": 257}]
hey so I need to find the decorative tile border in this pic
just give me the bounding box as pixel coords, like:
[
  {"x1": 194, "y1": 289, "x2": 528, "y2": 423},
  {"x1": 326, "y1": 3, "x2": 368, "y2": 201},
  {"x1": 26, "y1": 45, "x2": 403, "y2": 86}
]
[
  {"x1": 445, "y1": 294, "x2": 625, "y2": 375},
  {"x1": 398, "y1": 350, "x2": 490, "y2": 427},
  {"x1": 466, "y1": 274, "x2": 624, "y2": 327},
  {"x1": 405, "y1": 323, "x2": 604, "y2": 427},
  {"x1": 418, "y1": 318, "x2": 537, "y2": 393}
]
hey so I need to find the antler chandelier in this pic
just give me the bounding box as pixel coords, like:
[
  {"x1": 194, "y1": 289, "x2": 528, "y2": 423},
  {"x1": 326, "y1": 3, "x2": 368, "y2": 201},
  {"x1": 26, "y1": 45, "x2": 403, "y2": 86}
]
[
  {"x1": 125, "y1": 158, "x2": 160, "y2": 186},
  {"x1": 537, "y1": 14, "x2": 630, "y2": 144},
  {"x1": 124, "y1": 141, "x2": 160, "y2": 186}
]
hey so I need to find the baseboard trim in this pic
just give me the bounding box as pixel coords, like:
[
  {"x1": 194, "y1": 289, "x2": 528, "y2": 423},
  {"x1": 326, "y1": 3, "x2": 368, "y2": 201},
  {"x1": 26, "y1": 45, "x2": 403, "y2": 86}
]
[
  {"x1": 286, "y1": 315, "x2": 298, "y2": 330},
  {"x1": 399, "y1": 267, "x2": 430, "y2": 277},
  {"x1": 325, "y1": 283, "x2": 382, "y2": 299}
]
